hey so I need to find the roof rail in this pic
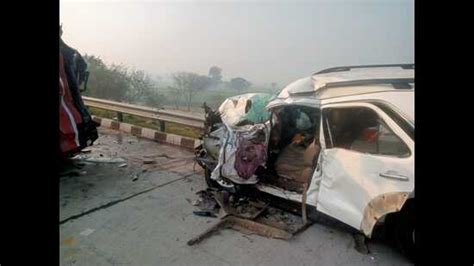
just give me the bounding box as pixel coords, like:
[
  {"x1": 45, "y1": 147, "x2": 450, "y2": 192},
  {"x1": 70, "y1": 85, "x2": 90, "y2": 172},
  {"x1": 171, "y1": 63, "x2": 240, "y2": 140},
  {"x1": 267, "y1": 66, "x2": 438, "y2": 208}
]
[
  {"x1": 314, "y1": 64, "x2": 414, "y2": 75},
  {"x1": 321, "y1": 78, "x2": 414, "y2": 90},
  {"x1": 287, "y1": 78, "x2": 414, "y2": 97}
]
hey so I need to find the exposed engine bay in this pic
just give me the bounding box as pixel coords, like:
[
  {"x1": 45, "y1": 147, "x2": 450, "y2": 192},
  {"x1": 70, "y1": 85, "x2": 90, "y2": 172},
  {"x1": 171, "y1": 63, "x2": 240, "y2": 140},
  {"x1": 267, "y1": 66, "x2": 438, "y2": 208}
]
[{"x1": 195, "y1": 93, "x2": 321, "y2": 195}]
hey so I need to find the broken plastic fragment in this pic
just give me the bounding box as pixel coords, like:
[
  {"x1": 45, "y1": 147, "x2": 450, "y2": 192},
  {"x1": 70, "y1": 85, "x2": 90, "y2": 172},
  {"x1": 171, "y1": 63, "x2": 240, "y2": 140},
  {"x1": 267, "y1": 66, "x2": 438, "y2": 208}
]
[{"x1": 132, "y1": 174, "x2": 139, "y2": 181}]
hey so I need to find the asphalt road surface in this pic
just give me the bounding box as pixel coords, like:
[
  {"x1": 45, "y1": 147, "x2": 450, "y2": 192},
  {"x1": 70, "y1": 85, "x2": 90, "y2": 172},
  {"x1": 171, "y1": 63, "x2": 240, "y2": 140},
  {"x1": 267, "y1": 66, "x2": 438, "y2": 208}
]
[{"x1": 59, "y1": 128, "x2": 412, "y2": 266}]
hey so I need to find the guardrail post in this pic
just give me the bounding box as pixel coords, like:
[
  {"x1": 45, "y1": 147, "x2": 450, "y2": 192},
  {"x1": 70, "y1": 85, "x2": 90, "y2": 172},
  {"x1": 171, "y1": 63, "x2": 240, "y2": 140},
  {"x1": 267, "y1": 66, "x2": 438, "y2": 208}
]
[
  {"x1": 159, "y1": 120, "x2": 166, "y2": 132},
  {"x1": 117, "y1": 112, "x2": 123, "y2": 122}
]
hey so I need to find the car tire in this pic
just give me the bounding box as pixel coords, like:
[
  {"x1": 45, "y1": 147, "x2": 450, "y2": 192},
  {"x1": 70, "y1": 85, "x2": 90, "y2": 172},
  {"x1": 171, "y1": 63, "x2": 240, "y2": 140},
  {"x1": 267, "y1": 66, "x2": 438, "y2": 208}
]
[{"x1": 394, "y1": 202, "x2": 415, "y2": 261}]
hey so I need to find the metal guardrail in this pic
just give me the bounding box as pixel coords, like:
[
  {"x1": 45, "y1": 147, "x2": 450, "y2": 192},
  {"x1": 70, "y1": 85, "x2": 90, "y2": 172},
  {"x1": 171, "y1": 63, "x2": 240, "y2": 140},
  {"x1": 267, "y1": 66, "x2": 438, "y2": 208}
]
[{"x1": 82, "y1": 96, "x2": 205, "y2": 131}]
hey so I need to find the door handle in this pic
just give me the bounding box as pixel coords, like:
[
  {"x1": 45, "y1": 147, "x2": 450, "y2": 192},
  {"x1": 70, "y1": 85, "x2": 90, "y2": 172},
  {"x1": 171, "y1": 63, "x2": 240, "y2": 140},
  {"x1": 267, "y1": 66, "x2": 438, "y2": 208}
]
[{"x1": 379, "y1": 171, "x2": 409, "y2": 181}]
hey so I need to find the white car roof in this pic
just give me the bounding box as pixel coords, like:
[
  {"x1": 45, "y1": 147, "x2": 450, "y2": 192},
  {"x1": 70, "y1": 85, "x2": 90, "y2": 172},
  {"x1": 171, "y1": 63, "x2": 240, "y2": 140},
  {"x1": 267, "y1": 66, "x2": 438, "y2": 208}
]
[{"x1": 268, "y1": 64, "x2": 414, "y2": 122}]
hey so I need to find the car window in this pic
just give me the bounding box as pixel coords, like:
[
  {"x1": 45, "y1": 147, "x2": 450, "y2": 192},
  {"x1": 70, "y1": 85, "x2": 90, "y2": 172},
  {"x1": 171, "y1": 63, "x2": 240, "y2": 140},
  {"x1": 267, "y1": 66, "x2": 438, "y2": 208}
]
[{"x1": 323, "y1": 107, "x2": 410, "y2": 157}]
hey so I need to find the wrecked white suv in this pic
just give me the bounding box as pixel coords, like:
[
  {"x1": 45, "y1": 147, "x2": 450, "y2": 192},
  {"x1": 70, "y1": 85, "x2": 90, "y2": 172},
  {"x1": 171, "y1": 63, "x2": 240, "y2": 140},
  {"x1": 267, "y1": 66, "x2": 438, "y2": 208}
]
[{"x1": 196, "y1": 64, "x2": 414, "y2": 257}]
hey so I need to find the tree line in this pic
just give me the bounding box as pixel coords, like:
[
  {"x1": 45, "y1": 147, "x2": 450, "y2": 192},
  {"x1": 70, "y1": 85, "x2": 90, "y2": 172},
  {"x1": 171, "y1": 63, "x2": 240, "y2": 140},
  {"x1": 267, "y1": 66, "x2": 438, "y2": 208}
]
[{"x1": 83, "y1": 55, "x2": 256, "y2": 111}]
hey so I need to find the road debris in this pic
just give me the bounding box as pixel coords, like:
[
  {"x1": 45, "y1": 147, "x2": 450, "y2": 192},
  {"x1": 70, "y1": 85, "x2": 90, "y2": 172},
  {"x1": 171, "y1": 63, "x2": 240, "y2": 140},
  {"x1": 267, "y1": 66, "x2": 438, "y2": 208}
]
[
  {"x1": 213, "y1": 191, "x2": 268, "y2": 219},
  {"x1": 143, "y1": 159, "x2": 156, "y2": 164},
  {"x1": 132, "y1": 174, "x2": 139, "y2": 182},
  {"x1": 187, "y1": 215, "x2": 292, "y2": 246},
  {"x1": 186, "y1": 188, "x2": 311, "y2": 246},
  {"x1": 228, "y1": 216, "x2": 292, "y2": 239},
  {"x1": 187, "y1": 219, "x2": 228, "y2": 246},
  {"x1": 192, "y1": 189, "x2": 219, "y2": 212},
  {"x1": 118, "y1": 163, "x2": 128, "y2": 168},
  {"x1": 193, "y1": 211, "x2": 218, "y2": 218}
]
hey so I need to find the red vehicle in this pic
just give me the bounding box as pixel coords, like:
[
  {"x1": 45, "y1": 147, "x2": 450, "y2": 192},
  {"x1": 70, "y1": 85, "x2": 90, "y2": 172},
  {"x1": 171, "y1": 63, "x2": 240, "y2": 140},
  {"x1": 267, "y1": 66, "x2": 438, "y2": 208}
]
[{"x1": 59, "y1": 25, "x2": 98, "y2": 158}]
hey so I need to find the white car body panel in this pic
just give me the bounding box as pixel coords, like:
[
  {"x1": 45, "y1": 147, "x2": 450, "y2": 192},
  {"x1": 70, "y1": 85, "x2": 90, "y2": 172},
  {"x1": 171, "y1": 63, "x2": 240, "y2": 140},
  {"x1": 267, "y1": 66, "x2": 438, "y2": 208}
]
[{"x1": 315, "y1": 102, "x2": 414, "y2": 231}]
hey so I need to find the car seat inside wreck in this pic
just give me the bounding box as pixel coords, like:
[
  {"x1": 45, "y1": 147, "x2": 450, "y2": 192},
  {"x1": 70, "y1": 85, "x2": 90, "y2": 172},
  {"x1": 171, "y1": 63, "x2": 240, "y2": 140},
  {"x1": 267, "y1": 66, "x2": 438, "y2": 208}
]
[{"x1": 260, "y1": 105, "x2": 321, "y2": 194}]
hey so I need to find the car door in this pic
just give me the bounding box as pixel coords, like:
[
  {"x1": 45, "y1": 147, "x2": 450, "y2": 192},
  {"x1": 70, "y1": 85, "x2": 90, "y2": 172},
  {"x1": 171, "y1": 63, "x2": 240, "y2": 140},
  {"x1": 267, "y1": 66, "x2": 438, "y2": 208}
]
[{"x1": 316, "y1": 102, "x2": 414, "y2": 232}]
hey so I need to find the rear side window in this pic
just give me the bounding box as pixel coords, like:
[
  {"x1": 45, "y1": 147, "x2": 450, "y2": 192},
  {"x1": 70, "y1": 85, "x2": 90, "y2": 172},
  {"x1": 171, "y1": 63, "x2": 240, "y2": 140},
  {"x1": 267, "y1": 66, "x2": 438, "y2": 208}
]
[
  {"x1": 323, "y1": 107, "x2": 410, "y2": 157},
  {"x1": 371, "y1": 102, "x2": 414, "y2": 141}
]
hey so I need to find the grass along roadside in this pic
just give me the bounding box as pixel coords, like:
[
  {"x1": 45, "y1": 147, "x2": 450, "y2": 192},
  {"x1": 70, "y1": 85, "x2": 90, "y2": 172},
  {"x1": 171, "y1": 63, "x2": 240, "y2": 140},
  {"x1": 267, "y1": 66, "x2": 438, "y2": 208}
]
[{"x1": 88, "y1": 107, "x2": 202, "y2": 139}]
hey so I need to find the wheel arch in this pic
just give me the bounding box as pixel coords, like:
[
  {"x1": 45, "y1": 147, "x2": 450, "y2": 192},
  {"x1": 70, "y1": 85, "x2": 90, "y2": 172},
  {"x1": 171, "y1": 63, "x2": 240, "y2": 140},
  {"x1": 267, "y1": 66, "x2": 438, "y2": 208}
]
[{"x1": 360, "y1": 191, "x2": 412, "y2": 237}]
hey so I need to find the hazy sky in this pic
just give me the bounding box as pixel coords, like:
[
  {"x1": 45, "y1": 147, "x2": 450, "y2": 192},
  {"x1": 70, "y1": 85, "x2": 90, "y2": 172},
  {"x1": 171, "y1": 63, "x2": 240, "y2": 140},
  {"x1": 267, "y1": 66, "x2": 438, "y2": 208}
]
[{"x1": 60, "y1": 0, "x2": 414, "y2": 86}]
